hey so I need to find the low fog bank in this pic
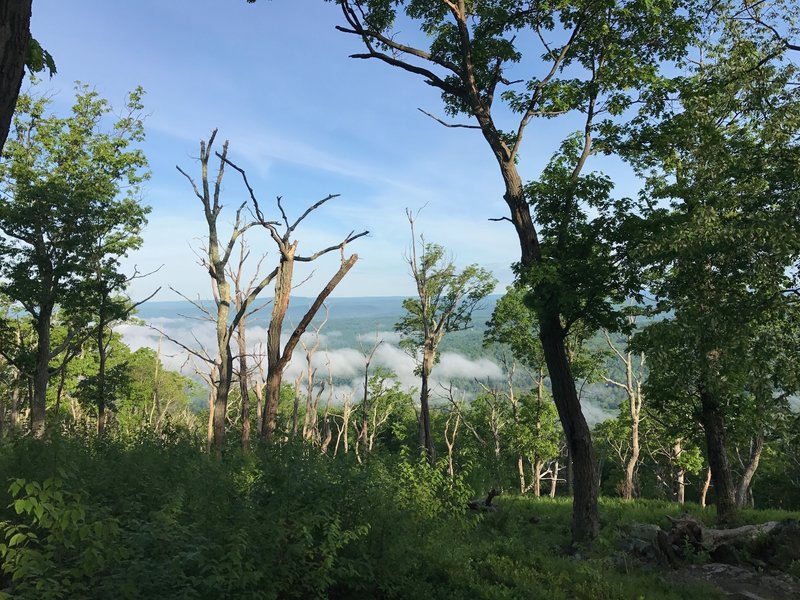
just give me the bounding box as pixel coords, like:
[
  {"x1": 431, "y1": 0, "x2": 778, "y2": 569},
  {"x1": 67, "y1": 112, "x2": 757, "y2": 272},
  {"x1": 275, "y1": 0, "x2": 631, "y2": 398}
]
[{"x1": 117, "y1": 315, "x2": 615, "y2": 425}]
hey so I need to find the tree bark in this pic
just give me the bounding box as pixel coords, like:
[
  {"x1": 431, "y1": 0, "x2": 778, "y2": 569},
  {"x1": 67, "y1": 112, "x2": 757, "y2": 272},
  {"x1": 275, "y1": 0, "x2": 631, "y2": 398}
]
[
  {"x1": 622, "y1": 416, "x2": 639, "y2": 500},
  {"x1": 254, "y1": 378, "x2": 263, "y2": 436},
  {"x1": 539, "y1": 311, "x2": 599, "y2": 541},
  {"x1": 533, "y1": 459, "x2": 543, "y2": 497},
  {"x1": 95, "y1": 300, "x2": 109, "y2": 436},
  {"x1": 700, "y1": 465, "x2": 712, "y2": 508},
  {"x1": 205, "y1": 365, "x2": 218, "y2": 454},
  {"x1": 292, "y1": 373, "x2": 302, "y2": 437},
  {"x1": 31, "y1": 302, "x2": 53, "y2": 437},
  {"x1": 0, "y1": 0, "x2": 32, "y2": 156},
  {"x1": 673, "y1": 440, "x2": 686, "y2": 504},
  {"x1": 419, "y1": 345, "x2": 436, "y2": 463},
  {"x1": 700, "y1": 389, "x2": 737, "y2": 524},
  {"x1": 263, "y1": 255, "x2": 294, "y2": 439},
  {"x1": 736, "y1": 435, "x2": 764, "y2": 509},
  {"x1": 550, "y1": 459, "x2": 559, "y2": 498},
  {"x1": 9, "y1": 362, "x2": 20, "y2": 433},
  {"x1": 238, "y1": 314, "x2": 251, "y2": 453},
  {"x1": 263, "y1": 253, "x2": 359, "y2": 439},
  {"x1": 213, "y1": 345, "x2": 234, "y2": 456},
  {"x1": 495, "y1": 151, "x2": 597, "y2": 541}
]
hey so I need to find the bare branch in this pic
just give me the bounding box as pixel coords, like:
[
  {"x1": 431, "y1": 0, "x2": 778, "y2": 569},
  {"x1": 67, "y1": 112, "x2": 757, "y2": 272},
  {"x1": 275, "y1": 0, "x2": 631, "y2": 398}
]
[
  {"x1": 295, "y1": 230, "x2": 369, "y2": 262},
  {"x1": 279, "y1": 254, "x2": 360, "y2": 367},
  {"x1": 289, "y1": 193, "x2": 340, "y2": 234},
  {"x1": 169, "y1": 286, "x2": 215, "y2": 320},
  {"x1": 148, "y1": 324, "x2": 215, "y2": 365},
  {"x1": 418, "y1": 107, "x2": 480, "y2": 129}
]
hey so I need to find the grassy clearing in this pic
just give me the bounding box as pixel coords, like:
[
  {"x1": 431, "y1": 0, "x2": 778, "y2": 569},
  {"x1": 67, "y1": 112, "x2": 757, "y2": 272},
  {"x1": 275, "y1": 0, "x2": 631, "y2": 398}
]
[{"x1": 0, "y1": 433, "x2": 774, "y2": 599}]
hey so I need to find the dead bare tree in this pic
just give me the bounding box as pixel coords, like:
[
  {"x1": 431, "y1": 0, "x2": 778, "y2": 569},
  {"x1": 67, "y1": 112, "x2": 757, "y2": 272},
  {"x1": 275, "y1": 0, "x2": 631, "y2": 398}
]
[
  {"x1": 334, "y1": 391, "x2": 354, "y2": 457},
  {"x1": 355, "y1": 333, "x2": 383, "y2": 460},
  {"x1": 229, "y1": 238, "x2": 271, "y2": 452},
  {"x1": 603, "y1": 320, "x2": 646, "y2": 500},
  {"x1": 177, "y1": 131, "x2": 279, "y2": 455},
  {"x1": 300, "y1": 308, "x2": 329, "y2": 443},
  {"x1": 441, "y1": 385, "x2": 465, "y2": 479},
  {"x1": 220, "y1": 154, "x2": 368, "y2": 440}
]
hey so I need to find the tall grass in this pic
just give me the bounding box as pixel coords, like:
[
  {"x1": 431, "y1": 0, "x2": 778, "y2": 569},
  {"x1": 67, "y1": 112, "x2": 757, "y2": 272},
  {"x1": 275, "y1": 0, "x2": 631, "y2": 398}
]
[{"x1": 0, "y1": 431, "x2": 729, "y2": 599}]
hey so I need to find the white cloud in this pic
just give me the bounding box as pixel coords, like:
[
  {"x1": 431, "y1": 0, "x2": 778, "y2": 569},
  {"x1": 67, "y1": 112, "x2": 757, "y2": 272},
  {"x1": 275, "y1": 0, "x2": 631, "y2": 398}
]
[{"x1": 356, "y1": 330, "x2": 403, "y2": 345}]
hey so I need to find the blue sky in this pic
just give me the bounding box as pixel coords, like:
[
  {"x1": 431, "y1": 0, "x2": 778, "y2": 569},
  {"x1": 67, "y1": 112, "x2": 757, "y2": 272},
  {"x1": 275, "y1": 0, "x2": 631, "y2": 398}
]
[{"x1": 31, "y1": 0, "x2": 636, "y2": 300}]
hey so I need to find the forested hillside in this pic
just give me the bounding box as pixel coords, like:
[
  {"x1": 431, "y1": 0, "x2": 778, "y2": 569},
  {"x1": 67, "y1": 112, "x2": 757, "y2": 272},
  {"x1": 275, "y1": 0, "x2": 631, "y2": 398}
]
[{"x1": 0, "y1": 0, "x2": 799, "y2": 598}]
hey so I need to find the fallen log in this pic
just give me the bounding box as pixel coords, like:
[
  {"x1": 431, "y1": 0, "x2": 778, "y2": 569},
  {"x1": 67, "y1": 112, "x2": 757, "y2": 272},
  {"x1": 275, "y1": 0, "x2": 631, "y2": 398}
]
[
  {"x1": 468, "y1": 488, "x2": 500, "y2": 512},
  {"x1": 667, "y1": 515, "x2": 780, "y2": 553},
  {"x1": 621, "y1": 516, "x2": 800, "y2": 572}
]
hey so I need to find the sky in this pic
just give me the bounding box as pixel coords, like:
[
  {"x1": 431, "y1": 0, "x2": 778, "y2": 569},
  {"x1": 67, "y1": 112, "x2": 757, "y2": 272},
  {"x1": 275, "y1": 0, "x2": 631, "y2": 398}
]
[
  {"x1": 26, "y1": 1, "x2": 635, "y2": 420},
  {"x1": 30, "y1": 0, "x2": 636, "y2": 301}
]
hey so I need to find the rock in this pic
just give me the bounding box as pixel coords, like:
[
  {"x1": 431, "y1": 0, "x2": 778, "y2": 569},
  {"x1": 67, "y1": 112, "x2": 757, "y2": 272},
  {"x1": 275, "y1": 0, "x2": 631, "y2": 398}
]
[
  {"x1": 750, "y1": 519, "x2": 800, "y2": 570},
  {"x1": 668, "y1": 563, "x2": 800, "y2": 600}
]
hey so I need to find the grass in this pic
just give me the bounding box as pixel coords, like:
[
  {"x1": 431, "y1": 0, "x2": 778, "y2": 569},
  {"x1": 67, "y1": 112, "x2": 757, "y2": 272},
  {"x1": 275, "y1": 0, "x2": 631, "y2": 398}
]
[{"x1": 2, "y1": 433, "x2": 794, "y2": 599}]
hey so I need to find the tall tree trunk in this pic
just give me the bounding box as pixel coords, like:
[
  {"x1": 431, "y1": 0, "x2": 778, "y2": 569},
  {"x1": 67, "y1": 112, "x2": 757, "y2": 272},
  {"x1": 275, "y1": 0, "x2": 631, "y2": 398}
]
[
  {"x1": 9, "y1": 363, "x2": 20, "y2": 433},
  {"x1": 263, "y1": 257, "x2": 293, "y2": 439},
  {"x1": 213, "y1": 348, "x2": 233, "y2": 456},
  {"x1": 206, "y1": 365, "x2": 218, "y2": 454},
  {"x1": 675, "y1": 468, "x2": 686, "y2": 504},
  {"x1": 419, "y1": 346, "x2": 436, "y2": 463},
  {"x1": 550, "y1": 459, "x2": 559, "y2": 498},
  {"x1": 0, "y1": 0, "x2": 32, "y2": 156},
  {"x1": 292, "y1": 373, "x2": 302, "y2": 437},
  {"x1": 96, "y1": 308, "x2": 108, "y2": 436},
  {"x1": 254, "y1": 378, "x2": 263, "y2": 436},
  {"x1": 539, "y1": 311, "x2": 599, "y2": 542},
  {"x1": 700, "y1": 389, "x2": 736, "y2": 524},
  {"x1": 153, "y1": 337, "x2": 163, "y2": 432},
  {"x1": 700, "y1": 466, "x2": 712, "y2": 508},
  {"x1": 518, "y1": 456, "x2": 526, "y2": 495},
  {"x1": 621, "y1": 419, "x2": 639, "y2": 500},
  {"x1": 621, "y1": 350, "x2": 643, "y2": 500},
  {"x1": 31, "y1": 303, "x2": 53, "y2": 437},
  {"x1": 736, "y1": 435, "x2": 764, "y2": 509},
  {"x1": 263, "y1": 366, "x2": 282, "y2": 440},
  {"x1": 533, "y1": 459, "x2": 543, "y2": 497},
  {"x1": 673, "y1": 440, "x2": 686, "y2": 504},
  {"x1": 488, "y1": 122, "x2": 598, "y2": 541},
  {"x1": 238, "y1": 315, "x2": 251, "y2": 453}
]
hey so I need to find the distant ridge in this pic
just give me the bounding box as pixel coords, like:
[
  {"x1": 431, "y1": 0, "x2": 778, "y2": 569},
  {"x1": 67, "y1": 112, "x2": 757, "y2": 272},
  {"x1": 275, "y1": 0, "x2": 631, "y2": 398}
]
[{"x1": 133, "y1": 295, "x2": 501, "y2": 324}]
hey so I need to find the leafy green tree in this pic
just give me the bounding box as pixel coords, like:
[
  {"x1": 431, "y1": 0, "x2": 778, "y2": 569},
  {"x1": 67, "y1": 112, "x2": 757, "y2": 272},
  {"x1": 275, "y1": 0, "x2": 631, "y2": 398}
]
[
  {"x1": 324, "y1": 0, "x2": 699, "y2": 541},
  {"x1": 395, "y1": 214, "x2": 496, "y2": 462},
  {"x1": 510, "y1": 390, "x2": 561, "y2": 496},
  {"x1": 0, "y1": 83, "x2": 149, "y2": 436},
  {"x1": 359, "y1": 368, "x2": 414, "y2": 454},
  {"x1": 116, "y1": 347, "x2": 196, "y2": 433},
  {"x1": 486, "y1": 285, "x2": 606, "y2": 494},
  {"x1": 627, "y1": 13, "x2": 800, "y2": 523}
]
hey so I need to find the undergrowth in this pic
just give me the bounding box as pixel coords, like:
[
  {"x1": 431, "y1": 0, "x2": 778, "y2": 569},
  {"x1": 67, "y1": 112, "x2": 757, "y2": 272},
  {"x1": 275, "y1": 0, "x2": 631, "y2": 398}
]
[{"x1": 0, "y1": 432, "x2": 746, "y2": 599}]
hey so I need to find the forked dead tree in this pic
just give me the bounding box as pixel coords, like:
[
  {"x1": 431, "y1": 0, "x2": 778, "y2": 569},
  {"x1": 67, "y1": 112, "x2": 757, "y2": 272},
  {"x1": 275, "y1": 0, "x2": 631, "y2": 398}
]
[
  {"x1": 220, "y1": 156, "x2": 368, "y2": 440},
  {"x1": 355, "y1": 333, "x2": 383, "y2": 460},
  {"x1": 177, "y1": 130, "x2": 279, "y2": 455},
  {"x1": 228, "y1": 238, "x2": 271, "y2": 452}
]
